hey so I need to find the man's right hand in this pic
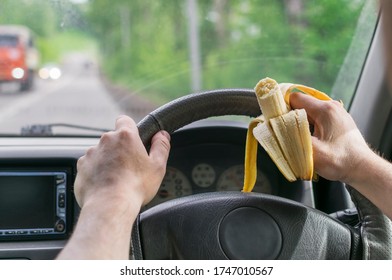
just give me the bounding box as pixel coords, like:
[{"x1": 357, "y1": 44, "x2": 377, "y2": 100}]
[{"x1": 289, "y1": 92, "x2": 373, "y2": 185}]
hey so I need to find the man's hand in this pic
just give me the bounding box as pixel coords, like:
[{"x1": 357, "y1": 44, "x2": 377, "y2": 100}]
[
  {"x1": 290, "y1": 92, "x2": 392, "y2": 219},
  {"x1": 290, "y1": 92, "x2": 372, "y2": 184},
  {"x1": 57, "y1": 115, "x2": 170, "y2": 259},
  {"x1": 75, "y1": 115, "x2": 170, "y2": 209}
]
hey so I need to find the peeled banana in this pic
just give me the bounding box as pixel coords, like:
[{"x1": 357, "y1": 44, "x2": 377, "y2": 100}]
[{"x1": 242, "y1": 77, "x2": 333, "y2": 193}]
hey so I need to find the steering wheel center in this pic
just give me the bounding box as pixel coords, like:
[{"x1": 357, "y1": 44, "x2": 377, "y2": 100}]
[{"x1": 219, "y1": 207, "x2": 282, "y2": 259}]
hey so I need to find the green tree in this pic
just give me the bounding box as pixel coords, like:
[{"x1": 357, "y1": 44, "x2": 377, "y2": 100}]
[
  {"x1": 0, "y1": 0, "x2": 56, "y2": 36},
  {"x1": 87, "y1": 0, "x2": 368, "y2": 104}
]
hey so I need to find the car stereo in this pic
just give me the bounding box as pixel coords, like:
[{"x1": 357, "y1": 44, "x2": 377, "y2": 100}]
[{"x1": 0, "y1": 171, "x2": 69, "y2": 241}]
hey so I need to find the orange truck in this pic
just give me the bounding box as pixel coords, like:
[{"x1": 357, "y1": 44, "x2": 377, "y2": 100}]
[{"x1": 0, "y1": 25, "x2": 39, "y2": 91}]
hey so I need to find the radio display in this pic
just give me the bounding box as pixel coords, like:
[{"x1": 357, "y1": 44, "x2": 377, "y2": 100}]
[
  {"x1": 0, "y1": 175, "x2": 56, "y2": 229},
  {"x1": 0, "y1": 171, "x2": 67, "y2": 239}
]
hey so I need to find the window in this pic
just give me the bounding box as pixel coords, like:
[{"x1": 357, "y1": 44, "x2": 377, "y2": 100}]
[{"x1": 0, "y1": 0, "x2": 379, "y2": 135}]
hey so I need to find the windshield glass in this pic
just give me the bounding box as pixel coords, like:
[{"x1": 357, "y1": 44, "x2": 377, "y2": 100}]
[
  {"x1": 0, "y1": 35, "x2": 18, "y2": 47},
  {"x1": 0, "y1": 0, "x2": 378, "y2": 136}
]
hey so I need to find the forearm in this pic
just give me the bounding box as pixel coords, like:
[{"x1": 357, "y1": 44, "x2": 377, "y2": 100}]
[
  {"x1": 345, "y1": 150, "x2": 392, "y2": 220},
  {"x1": 56, "y1": 196, "x2": 141, "y2": 259}
]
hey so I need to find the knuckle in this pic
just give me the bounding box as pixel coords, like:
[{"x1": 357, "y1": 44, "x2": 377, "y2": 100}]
[
  {"x1": 117, "y1": 127, "x2": 139, "y2": 146},
  {"x1": 118, "y1": 126, "x2": 133, "y2": 138},
  {"x1": 76, "y1": 155, "x2": 86, "y2": 169},
  {"x1": 100, "y1": 131, "x2": 113, "y2": 144},
  {"x1": 85, "y1": 146, "x2": 96, "y2": 157},
  {"x1": 315, "y1": 100, "x2": 339, "y2": 121},
  {"x1": 328, "y1": 100, "x2": 344, "y2": 112},
  {"x1": 323, "y1": 100, "x2": 337, "y2": 111}
]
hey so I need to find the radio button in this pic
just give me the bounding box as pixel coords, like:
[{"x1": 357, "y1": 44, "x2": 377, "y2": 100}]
[
  {"x1": 56, "y1": 174, "x2": 65, "y2": 184},
  {"x1": 55, "y1": 220, "x2": 65, "y2": 232},
  {"x1": 58, "y1": 193, "x2": 66, "y2": 208},
  {"x1": 5, "y1": 231, "x2": 16, "y2": 235}
]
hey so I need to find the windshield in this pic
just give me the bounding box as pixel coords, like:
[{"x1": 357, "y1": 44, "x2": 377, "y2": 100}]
[
  {"x1": 0, "y1": 35, "x2": 18, "y2": 47},
  {"x1": 0, "y1": 0, "x2": 378, "y2": 136}
]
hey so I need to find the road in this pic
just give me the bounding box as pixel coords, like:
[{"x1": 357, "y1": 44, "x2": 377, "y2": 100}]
[{"x1": 0, "y1": 52, "x2": 131, "y2": 135}]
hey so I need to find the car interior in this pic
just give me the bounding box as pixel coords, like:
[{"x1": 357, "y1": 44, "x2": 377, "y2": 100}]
[{"x1": 0, "y1": 0, "x2": 391, "y2": 260}]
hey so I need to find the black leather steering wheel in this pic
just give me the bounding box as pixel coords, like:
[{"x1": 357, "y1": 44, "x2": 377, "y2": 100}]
[{"x1": 134, "y1": 89, "x2": 392, "y2": 260}]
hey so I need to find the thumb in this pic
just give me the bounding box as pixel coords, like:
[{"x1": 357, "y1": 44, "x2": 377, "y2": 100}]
[{"x1": 149, "y1": 131, "x2": 171, "y2": 166}]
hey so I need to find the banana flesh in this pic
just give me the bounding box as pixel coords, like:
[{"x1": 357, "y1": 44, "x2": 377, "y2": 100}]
[
  {"x1": 242, "y1": 77, "x2": 333, "y2": 192},
  {"x1": 255, "y1": 78, "x2": 289, "y2": 120}
]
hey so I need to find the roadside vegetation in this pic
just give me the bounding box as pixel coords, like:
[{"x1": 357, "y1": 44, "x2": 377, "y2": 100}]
[{"x1": 87, "y1": 0, "x2": 377, "y2": 105}]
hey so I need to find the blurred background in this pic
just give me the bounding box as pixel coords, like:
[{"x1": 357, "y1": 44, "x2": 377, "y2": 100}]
[{"x1": 0, "y1": 0, "x2": 378, "y2": 134}]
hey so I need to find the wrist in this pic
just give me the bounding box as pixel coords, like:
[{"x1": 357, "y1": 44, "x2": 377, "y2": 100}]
[
  {"x1": 342, "y1": 147, "x2": 379, "y2": 187},
  {"x1": 81, "y1": 185, "x2": 143, "y2": 218},
  {"x1": 63, "y1": 188, "x2": 140, "y2": 260}
]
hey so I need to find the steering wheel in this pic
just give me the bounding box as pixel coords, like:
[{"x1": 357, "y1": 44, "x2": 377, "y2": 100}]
[{"x1": 133, "y1": 89, "x2": 392, "y2": 260}]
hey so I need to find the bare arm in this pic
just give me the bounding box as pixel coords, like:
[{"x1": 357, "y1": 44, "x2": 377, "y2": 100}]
[
  {"x1": 56, "y1": 116, "x2": 170, "y2": 259},
  {"x1": 343, "y1": 149, "x2": 392, "y2": 219},
  {"x1": 290, "y1": 93, "x2": 392, "y2": 219}
]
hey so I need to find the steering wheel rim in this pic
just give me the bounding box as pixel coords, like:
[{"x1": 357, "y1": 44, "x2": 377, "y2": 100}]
[
  {"x1": 135, "y1": 89, "x2": 392, "y2": 260},
  {"x1": 137, "y1": 89, "x2": 259, "y2": 147}
]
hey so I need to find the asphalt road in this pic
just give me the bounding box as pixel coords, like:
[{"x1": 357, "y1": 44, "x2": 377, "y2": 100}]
[{"x1": 0, "y1": 53, "x2": 126, "y2": 135}]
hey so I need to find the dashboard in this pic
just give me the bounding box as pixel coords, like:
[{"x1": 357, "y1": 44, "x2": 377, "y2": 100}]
[
  {"x1": 146, "y1": 145, "x2": 274, "y2": 208},
  {"x1": 145, "y1": 123, "x2": 315, "y2": 209},
  {"x1": 0, "y1": 121, "x2": 315, "y2": 259}
]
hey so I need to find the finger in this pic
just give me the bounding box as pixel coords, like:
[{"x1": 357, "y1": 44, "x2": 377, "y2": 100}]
[
  {"x1": 115, "y1": 115, "x2": 137, "y2": 131},
  {"x1": 293, "y1": 92, "x2": 348, "y2": 122},
  {"x1": 149, "y1": 130, "x2": 171, "y2": 167},
  {"x1": 290, "y1": 92, "x2": 325, "y2": 113}
]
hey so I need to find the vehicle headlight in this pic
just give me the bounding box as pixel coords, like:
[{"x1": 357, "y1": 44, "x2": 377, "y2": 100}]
[
  {"x1": 49, "y1": 67, "x2": 62, "y2": 80},
  {"x1": 38, "y1": 68, "x2": 50, "y2": 79},
  {"x1": 11, "y1": 68, "x2": 25, "y2": 79}
]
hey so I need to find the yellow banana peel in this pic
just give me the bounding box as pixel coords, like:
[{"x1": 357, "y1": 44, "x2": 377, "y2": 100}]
[{"x1": 242, "y1": 77, "x2": 333, "y2": 193}]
